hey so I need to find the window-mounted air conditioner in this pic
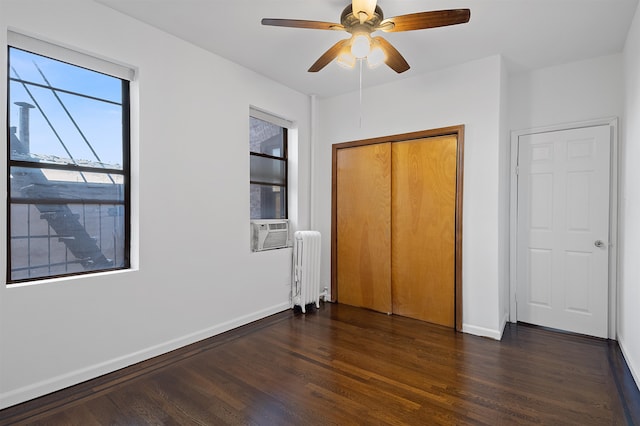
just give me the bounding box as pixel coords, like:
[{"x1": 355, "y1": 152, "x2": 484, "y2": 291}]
[{"x1": 251, "y1": 219, "x2": 290, "y2": 252}]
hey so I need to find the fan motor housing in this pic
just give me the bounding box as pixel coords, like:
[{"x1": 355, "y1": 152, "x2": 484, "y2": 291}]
[{"x1": 340, "y1": 4, "x2": 384, "y2": 32}]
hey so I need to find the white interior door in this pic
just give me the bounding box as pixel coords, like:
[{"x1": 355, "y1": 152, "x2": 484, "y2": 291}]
[{"x1": 516, "y1": 125, "x2": 611, "y2": 338}]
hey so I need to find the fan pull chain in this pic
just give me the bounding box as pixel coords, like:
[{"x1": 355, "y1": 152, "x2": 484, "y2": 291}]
[{"x1": 359, "y1": 58, "x2": 363, "y2": 129}]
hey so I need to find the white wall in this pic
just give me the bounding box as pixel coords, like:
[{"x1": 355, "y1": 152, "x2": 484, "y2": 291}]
[
  {"x1": 498, "y1": 59, "x2": 511, "y2": 332},
  {"x1": 0, "y1": 0, "x2": 311, "y2": 409},
  {"x1": 620, "y1": 4, "x2": 640, "y2": 388},
  {"x1": 315, "y1": 56, "x2": 506, "y2": 339},
  {"x1": 509, "y1": 54, "x2": 624, "y2": 131}
]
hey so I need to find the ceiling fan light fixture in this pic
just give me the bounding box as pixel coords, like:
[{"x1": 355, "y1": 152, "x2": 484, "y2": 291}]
[
  {"x1": 351, "y1": 34, "x2": 370, "y2": 59},
  {"x1": 261, "y1": 3, "x2": 470, "y2": 74}
]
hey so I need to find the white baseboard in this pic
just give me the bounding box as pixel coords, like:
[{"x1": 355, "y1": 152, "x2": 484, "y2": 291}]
[
  {"x1": 617, "y1": 335, "x2": 640, "y2": 391},
  {"x1": 462, "y1": 323, "x2": 503, "y2": 340},
  {"x1": 498, "y1": 312, "x2": 509, "y2": 339},
  {"x1": 0, "y1": 301, "x2": 290, "y2": 410}
]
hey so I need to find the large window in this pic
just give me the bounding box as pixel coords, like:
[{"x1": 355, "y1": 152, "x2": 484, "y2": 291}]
[
  {"x1": 7, "y1": 33, "x2": 131, "y2": 283},
  {"x1": 249, "y1": 110, "x2": 288, "y2": 219}
]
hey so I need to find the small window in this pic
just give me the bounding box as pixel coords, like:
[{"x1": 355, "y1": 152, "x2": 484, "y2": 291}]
[
  {"x1": 7, "y1": 35, "x2": 131, "y2": 283},
  {"x1": 250, "y1": 113, "x2": 288, "y2": 219}
]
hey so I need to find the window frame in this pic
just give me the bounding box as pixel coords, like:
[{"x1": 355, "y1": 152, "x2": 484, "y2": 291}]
[
  {"x1": 249, "y1": 111, "x2": 289, "y2": 220},
  {"x1": 6, "y1": 37, "x2": 131, "y2": 284}
]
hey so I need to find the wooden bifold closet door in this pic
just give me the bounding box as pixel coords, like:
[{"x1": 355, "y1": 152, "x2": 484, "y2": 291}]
[
  {"x1": 333, "y1": 128, "x2": 463, "y2": 329},
  {"x1": 336, "y1": 142, "x2": 392, "y2": 314},
  {"x1": 391, "y1": 136, "x2": 457, "y2": 327}
]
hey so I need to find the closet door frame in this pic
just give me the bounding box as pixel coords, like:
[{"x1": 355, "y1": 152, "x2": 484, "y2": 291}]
[{"x1": 331, "y1": 125, "x2": 465, "y2": 331}]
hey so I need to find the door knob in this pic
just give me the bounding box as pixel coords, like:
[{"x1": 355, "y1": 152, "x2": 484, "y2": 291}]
[{"x1": 594, "y1": 240, "x2": 606, "y2": 248}]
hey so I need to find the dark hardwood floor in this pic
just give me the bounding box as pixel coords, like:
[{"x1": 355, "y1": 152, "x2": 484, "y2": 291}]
[{"x1": 1, "y1": 302, "x2": 639, "y2": 425}]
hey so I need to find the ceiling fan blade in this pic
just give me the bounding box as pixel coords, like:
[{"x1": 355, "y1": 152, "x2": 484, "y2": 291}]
[
  {"x1": 261, "y1": 18, "x2": 344, "y2": 31},
  {"x1": 378, "y1": 9, "x2": 470, "y2": 33},
  {"x1": 373, "y1": 37, "x2": 410, "y2": 73},
  {"x1": 308, "y1": 39, "x2": 350, "y2": 72}
]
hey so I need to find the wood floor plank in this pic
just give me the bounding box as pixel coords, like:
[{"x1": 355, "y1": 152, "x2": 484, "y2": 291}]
[{"x1": 1, "y1": 303, "x2": 638, "y2": 425}]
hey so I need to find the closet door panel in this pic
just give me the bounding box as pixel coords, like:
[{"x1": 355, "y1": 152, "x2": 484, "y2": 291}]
[
  {"x1": 391, "y1": 136, "x2": 457, "y2": 326},
  {"x1": 336, "y1": 143, "x2": 392, "y2": 313}
]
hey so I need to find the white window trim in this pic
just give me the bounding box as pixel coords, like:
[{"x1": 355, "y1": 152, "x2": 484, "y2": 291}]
[
  {"x1": 8, "y1": 31, "x2": 134, "y2": 81},
  {"x1": 250, "y1": 106, "x2": 294, "y2": 130}
]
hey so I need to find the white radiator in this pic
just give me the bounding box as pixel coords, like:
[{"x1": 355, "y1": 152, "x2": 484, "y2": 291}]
[{"x1": 292, "y1": 231, "x2": 325, "y2": 313}]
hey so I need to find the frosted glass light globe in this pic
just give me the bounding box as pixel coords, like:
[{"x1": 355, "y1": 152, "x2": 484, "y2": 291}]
[
  {"x1": 351, "y1": 35, "x2": 370, "y2": 59},
  {"x1": 367, "y1": 46, "x2": 385, "y2": 68}
]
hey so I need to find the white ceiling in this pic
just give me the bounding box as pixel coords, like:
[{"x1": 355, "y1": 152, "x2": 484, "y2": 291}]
[{"x1": 97, "y1": 0, "x2": 639, "y2": 98}]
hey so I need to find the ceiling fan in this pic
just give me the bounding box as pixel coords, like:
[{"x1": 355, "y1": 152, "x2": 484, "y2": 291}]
[{"x1": 262, "y1": 0, "x2": 470, "y2": 73}]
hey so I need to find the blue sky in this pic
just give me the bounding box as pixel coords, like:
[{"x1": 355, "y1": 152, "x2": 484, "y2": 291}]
[{"x1": 9, "y1": 47, "x2": 124, "y2": 167}]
